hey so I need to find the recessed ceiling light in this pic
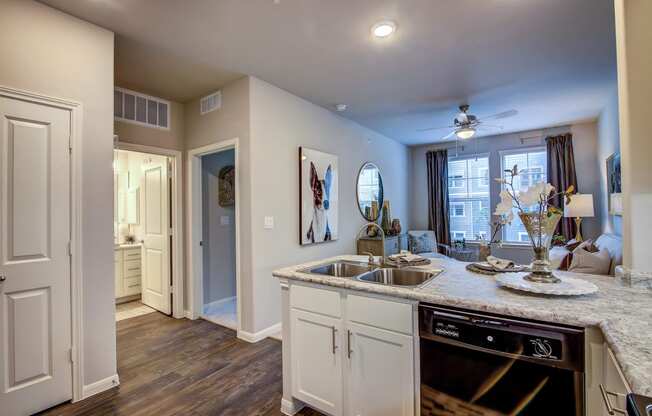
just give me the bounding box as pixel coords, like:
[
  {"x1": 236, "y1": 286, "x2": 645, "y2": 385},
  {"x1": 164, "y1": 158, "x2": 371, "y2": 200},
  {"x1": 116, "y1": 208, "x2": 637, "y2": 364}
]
[
  {"x1": 335, "y1": 104, "x2": 348, "y2": 112},
  {"x1": 371, "y1": 21, "x2": 396, "y2": 38}
]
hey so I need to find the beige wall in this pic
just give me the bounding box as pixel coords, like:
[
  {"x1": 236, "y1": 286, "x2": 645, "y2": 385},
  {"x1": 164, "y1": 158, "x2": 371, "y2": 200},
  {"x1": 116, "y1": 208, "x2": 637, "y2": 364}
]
[
  {"x1": 614, "y1": 0, "x2": 652, "y2": 271},
  {"x1": 409, "y1": 122, "x2": 604, "y2": 264},
  {"x1": 183, "y1": 76, "x2": 255, "y2": 330},
  {"x1": 114, "y1": 99, "x2": 185, "y2": 151},
  {"x1": 0, "y1": 0, "x2": 116, "y2": 386},
  {"x1": 596, "y1": 88, "x2": 622, "y2": 235},
  {"x1": 248, "y1": 77, "x2": 410, "y2": 332}
]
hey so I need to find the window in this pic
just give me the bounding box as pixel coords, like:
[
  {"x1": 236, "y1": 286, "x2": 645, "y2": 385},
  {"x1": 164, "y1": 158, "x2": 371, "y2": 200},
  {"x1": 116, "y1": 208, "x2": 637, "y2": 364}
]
[
  {"x1": 452, "y1": 231, "x2": 467, "y2": 240},
  {"x1": 447, "y1": 155, "x2": 490, "y2": 242},
  {"x1": 478, "y1": 167, "x2": 489, "y2": 186},
  {"x1": 450, "y1": 203, "x2": 465, "y2": 217},
  {"x1": 501, "y1": 148, "x2": 547, "y2": 243}
]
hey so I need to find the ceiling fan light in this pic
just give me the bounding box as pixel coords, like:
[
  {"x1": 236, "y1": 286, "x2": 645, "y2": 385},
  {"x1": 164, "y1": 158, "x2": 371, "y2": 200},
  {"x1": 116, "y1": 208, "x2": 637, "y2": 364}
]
[{"x1": 456, "y1": 127, "x2": 476, "y2": 140}]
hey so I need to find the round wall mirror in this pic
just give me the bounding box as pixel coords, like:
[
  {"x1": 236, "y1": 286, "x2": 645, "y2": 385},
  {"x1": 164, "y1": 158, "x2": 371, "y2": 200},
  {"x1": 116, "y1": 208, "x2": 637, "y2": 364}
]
[{"x1": 356, "y1": 162, "x2": 384, "y2": 221}]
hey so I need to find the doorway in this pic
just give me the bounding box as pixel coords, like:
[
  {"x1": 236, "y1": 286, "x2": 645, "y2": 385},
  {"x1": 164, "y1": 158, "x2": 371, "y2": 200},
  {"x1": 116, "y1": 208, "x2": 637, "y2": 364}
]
[
  {"x1": 188, "y1": 139, "x2": 241, "y2": 333},
  {"x1": 113, "y1": 142, "x2": 184, "y2": 320},
  {"x1": 199, "y1": 150, "x2": 237, "y2": 329}
]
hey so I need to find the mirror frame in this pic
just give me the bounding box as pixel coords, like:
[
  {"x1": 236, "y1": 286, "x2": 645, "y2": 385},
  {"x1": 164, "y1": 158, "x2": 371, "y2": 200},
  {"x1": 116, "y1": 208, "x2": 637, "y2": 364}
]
[{"x1": 356, "y1": 162, "x2": 384, "y2": 222}]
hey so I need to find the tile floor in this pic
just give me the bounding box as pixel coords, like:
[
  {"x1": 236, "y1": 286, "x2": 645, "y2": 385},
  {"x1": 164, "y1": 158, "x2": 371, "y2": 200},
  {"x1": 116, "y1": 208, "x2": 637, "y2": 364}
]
[{"x1": 116, "y1": 300, "x2": 157, "y2": 322}]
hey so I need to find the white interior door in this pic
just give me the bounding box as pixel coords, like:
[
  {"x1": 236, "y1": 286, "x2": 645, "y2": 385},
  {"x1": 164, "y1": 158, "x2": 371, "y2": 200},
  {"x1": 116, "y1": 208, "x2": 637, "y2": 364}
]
[
  {"x1": 0, "y1": 95, "x2": 73, "y2": 415},
  {"x1": 141, "y1": 161, "x2": 171, "y2": 314}
]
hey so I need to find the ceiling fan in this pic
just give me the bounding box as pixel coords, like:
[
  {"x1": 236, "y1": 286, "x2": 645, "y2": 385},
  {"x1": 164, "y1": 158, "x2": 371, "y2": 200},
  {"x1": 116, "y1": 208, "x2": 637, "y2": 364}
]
[{"x1": 418, "y1": 104, "x2": 518, "y2": 141}]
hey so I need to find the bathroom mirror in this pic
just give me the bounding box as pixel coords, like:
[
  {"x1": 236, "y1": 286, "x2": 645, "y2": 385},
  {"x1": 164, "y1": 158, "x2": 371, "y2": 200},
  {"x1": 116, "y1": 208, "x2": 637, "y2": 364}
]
[{"x1": 356, "y1": 162, "x2": 384, "y2": 221}]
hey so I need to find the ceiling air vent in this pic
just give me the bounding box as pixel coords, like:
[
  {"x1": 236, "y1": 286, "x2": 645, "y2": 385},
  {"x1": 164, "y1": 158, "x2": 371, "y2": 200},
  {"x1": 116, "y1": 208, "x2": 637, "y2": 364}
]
[
  {"x1": 200, "y1": 91, "x2": 222, "y2": 115},
  {"x1": 114, "y1": 88, "x2": 170, "y2": 130}
]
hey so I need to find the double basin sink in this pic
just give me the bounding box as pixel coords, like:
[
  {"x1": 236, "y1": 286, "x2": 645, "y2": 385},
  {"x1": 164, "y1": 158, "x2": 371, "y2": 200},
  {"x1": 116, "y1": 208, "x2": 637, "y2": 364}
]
[{"x1": 300, "y1": 260, "x2": 439, "y2": 288}]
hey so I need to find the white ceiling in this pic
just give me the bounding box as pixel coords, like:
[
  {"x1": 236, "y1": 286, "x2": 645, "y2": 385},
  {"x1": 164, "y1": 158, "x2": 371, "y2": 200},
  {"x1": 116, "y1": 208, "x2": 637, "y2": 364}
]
[{"x1": 40, "y1": 0, "x2": 617, "y2": 145}]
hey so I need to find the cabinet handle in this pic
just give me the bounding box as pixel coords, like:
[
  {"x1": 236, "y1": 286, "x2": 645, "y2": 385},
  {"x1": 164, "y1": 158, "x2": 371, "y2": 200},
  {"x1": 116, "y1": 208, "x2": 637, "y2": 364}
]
[
  {"x1": 331, "y1": 326, "x2": 338, "y2": 354},
  {"x1": 127, "y1": 284, "x2": 140, "y2": 288},
  {"x1": 347, "y1": 330, "x2": 353, "y2": 359},
  {"x1": 599, "y1": 384, "x2": 626, "y2": 415}
]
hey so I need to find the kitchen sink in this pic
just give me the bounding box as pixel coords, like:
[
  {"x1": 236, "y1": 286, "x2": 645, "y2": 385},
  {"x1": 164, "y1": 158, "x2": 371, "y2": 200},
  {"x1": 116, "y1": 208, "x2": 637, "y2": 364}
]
[
  {"x1": 301, "y1": 261, "x2": 375, "y2": 278},
  {"x1": 356, "y1": 268, "x2": 439, "y2": 287}
]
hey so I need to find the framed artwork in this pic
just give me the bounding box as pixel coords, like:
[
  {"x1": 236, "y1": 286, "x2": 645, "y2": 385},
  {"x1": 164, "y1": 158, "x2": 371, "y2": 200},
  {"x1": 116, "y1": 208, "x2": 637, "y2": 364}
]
[
  {"x1": 218, "y1": 165, "x2": 235, "y2": 206},
  {"x1": 606, "y1": 152, "x2": 622, "y2": 215},
  {"x1": 299, "y1": 147, "x2": 339, "y2": 245}
]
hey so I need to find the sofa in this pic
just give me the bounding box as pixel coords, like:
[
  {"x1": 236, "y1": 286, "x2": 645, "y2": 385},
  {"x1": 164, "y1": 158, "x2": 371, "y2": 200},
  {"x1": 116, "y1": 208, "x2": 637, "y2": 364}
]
[
  {"x1": 406, "y1": 230, "x2": 450, "y2": 259},
  {"x1": 549, "y1": 233, "x2": 622, "y2": 276}
]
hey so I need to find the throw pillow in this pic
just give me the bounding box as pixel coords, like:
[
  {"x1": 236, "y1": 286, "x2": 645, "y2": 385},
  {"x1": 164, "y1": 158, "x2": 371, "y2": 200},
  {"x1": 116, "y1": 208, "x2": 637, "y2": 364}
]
[
  {"x1": 564, "y1": 239, "x2": 583, "y2": 252},
  {"x1": 409, "y1": 233, "x2": 435, "y2": 254},
  {"x1": 568, "y1": 246, "x2": 611, "y2": 275}
]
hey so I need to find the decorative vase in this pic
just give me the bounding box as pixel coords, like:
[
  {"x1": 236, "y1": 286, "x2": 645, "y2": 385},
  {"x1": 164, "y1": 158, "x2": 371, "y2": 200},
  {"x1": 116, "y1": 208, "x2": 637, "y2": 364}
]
[
  {"x1": 391, "y1": 219, "x2": 402, "y2": 236},
  {"x1": 381, "y1": 201, "x2": 391, "y2": 235},
  {"x1": 478, "y1": 244, "x2": 491, "y2": 262},
  {"x1": 519, "y1": 211, "x2": 562, "y2": 283}
]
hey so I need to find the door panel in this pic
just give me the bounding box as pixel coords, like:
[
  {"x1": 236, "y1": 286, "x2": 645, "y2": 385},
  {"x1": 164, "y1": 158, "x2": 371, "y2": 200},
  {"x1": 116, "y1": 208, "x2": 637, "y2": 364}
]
[
  {"x1": 291, "y1": 309, "x2": 343, "y2": 416},
  {"x1": 5, "y1": 118, "x2": 50, "y2": 262},
  {"x1": 6, "y1": 288, "x2": 51, "y2": 391},
  {"x1": 0, "y1": 95, "x2": 72, "y2": 415},
  {"x1": 347, "y1": 322, "x2": 415, "y2": 416},
  {"x1": 141, "y1": 163, "x2": 170, "y2": 314}
]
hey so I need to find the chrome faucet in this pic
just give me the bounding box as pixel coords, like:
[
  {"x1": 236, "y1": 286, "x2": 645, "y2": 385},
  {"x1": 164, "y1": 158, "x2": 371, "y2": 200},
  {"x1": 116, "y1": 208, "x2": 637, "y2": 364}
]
[{"x1": 356, "y1": 222, "x2": 386, "y2": 266}]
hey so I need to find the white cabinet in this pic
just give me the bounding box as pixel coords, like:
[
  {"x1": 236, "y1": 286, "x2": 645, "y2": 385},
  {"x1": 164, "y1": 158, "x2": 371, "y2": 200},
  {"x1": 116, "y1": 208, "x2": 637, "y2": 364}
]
[
  {"x1": 600, "y1": 347, "x2": 630, "y2": 416},
  {"x1": 114, "y1": 246, "x2": 142, "y2": 299},
  {"x1": 291, "y1": 309, "x2": 343, "y2": 415},
  {"x1": 286, "y1": 283, "x2": 417, "y2": 416},
  {"x1": 346, "y1": 322, "x2": 415, "y2": 416}
]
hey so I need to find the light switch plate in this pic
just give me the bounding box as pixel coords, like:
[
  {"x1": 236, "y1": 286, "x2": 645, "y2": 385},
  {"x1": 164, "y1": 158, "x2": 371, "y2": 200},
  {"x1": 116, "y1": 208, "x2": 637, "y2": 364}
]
[
  {"x1": 220, "y1": 215, "x2": 230, "y2": 226},
  {"x1": 264, "y1": 216, "x2": 274, "y2": 229}
]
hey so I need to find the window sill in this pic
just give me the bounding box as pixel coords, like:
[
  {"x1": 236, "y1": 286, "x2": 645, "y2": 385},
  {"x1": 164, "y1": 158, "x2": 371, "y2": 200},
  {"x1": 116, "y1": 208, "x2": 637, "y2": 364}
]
[{"x1": 459, "y1": 241, "x2": 533, "y2": 250}]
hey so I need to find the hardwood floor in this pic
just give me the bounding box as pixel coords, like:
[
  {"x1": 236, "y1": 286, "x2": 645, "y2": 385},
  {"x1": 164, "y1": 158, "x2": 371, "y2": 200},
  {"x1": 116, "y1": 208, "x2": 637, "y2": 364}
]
[{"x1": 39, "y1": 312, "x2": 323, "y2": 416}]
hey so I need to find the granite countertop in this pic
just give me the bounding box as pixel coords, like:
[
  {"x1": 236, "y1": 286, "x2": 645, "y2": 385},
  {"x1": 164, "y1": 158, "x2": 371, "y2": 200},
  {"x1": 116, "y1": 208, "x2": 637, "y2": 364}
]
[
  {"x1": 114, "y1": 243, "x2": 142, "y2": 249},
  {"x1": 273, "y1": 255, "x2": 652, "y2": 396}
]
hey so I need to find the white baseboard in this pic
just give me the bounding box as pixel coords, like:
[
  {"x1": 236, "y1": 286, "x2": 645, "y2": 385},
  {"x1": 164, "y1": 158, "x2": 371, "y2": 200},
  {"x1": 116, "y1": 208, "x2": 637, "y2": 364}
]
[
  {"x1": 184, "y1": 309, "x2": 197, "y2": 320},
  {"x1": 237, "y1": 322, "x2": 282, "y2": 343},
  {"x1": 281, "y1": 398, "x2": 305, "y2": 415},
  {"x1": 82, "y1": 374, "x2": 120, "y2": 399}
]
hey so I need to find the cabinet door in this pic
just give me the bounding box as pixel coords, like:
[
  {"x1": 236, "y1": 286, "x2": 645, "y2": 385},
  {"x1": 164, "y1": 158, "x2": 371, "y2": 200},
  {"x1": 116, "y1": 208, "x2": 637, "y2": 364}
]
[
  {"x1": 601, "y1": 348, "x2": 630, "y2": 415},
  {"x1": 291, "y1": 309, "x2": 343, "y2": 416},
  {"x1": 346, "y1": 322, "x2": 415, "y2": 416},
  {"x1": 114, "y1": 258, "x2": 123, "y2": 298}
]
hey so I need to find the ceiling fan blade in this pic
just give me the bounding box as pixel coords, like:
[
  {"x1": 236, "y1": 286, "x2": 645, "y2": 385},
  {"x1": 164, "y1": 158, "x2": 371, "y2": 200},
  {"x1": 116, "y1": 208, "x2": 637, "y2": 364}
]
[
  {"x1": 417, "y1": 124, "x2": 455, "y2": 132},
  {"x1": 481, "y1": 109, "x2": 518, "y2": 120},
  {"x1": 440, "y1": 130, "x2": 456, "y2": 141},
  {"x1": 477, "y1": 123, "x2": 504, "y2": 129}
]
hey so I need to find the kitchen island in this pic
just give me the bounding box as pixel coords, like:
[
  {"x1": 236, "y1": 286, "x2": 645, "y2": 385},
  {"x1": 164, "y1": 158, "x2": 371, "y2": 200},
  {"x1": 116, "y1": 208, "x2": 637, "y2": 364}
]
[{"x1": 273, "y1": 255, "x2": 652, "y2": 415}]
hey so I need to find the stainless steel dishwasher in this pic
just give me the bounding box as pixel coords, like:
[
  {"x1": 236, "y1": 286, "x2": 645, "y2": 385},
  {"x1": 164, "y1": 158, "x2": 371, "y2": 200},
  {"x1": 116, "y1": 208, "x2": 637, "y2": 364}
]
[{"x1": 419, "y1": 304, "x2": 585, "y2": 415}]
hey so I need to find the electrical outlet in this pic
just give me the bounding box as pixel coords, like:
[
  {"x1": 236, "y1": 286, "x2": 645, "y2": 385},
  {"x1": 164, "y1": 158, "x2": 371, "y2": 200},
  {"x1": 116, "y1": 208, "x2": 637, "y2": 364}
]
[
  {"x1": 220, "y1": 215, "x2": 230, "y2": 226},
  {"x1": 264, "y1": 216, "x2": 274, "y2": 229}
]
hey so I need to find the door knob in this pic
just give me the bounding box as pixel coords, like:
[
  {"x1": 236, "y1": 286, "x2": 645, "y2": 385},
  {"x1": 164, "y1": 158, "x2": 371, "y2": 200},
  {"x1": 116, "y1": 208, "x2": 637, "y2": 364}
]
[{"x1": 0, "y1": 275, "x2": 6, "y2": 282}]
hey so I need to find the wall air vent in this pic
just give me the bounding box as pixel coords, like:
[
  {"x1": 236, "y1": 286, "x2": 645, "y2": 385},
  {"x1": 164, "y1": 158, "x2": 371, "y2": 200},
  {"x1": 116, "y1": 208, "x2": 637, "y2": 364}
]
[
  {"x1": 114, "y1": 88, "x2": 170, "y2": 130},
  {"x1": 200, "y1": 91, "x2": 222, "y2": 115}
]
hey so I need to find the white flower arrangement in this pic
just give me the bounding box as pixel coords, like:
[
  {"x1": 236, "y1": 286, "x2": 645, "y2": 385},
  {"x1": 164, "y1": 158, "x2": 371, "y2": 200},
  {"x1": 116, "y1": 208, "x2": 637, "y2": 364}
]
[{"x1": 493, "y1": 165, "x2": 574, "y2": 248}]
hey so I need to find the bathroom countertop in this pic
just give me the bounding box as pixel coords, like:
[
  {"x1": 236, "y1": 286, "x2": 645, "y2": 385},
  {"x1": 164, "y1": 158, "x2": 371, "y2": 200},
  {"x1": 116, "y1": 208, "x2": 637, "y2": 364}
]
[
  {"x1": 114, "y1": 243, "x2": 142, "y2": 249},
  {"x1": 273, "y1": 255, "x2": 652, "y2": 396}
]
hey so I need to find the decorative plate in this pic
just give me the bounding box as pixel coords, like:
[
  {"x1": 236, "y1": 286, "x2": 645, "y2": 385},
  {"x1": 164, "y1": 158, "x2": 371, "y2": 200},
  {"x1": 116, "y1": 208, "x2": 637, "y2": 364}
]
[
  {"x1": 495, "y1": 273, "x2": 599, "y2": 296},
  {"x1": 384, "y1": 257, "x2": 431, "y2": 267}
]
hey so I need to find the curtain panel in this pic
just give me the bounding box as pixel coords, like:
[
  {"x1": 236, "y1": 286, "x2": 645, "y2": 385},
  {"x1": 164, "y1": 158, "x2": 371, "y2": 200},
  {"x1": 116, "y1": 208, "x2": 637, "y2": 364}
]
[
  {"x1": 426, "y1": 149, "x2": 451, "y2": 251},
  {"x1": 545, "y1": 133, "x2": 578, "y2": 240}
]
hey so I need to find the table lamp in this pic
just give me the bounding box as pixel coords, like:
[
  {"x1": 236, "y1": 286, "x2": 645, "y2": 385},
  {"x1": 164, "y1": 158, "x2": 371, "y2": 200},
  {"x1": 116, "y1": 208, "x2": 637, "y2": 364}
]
[{"x1": 564, "y1": 194, "x2": 594, "y2": 242}]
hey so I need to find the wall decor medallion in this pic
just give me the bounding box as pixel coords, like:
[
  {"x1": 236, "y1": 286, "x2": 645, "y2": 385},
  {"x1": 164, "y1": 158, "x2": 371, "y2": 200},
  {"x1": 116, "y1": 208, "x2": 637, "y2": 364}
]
[
  {"x1": 299, "y1": 147, "x2": 339, "y2": 245},
  {"x1": 218, "y1": 165, "x2": 235, "y2": 206}
]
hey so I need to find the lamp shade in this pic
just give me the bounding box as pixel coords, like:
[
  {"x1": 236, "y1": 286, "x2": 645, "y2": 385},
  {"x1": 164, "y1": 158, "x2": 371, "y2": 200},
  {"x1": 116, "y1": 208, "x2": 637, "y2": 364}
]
[{"x1": 564, "y1": 194, "x2": 595, "y2": 218}]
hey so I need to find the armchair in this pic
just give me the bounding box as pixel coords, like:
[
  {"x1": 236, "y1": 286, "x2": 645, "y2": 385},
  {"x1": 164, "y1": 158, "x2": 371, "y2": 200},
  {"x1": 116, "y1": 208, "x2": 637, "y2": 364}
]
[{"x1": 407, "y1": 230, "x2": 451, "y2": 258}]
